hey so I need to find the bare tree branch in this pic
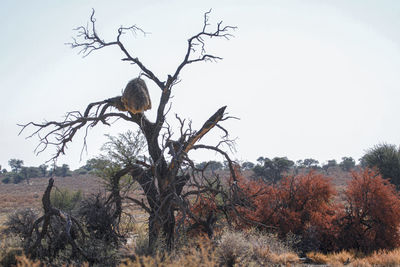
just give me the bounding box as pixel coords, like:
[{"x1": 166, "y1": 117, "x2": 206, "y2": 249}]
[
  {"x1": 171, "y1": 9, "x2": 237, "y2": 82},
  {"x1": 67, "y1": 9, "x2": 164, "y2": 89},
  {"x1": 18, "y1": 98, "x2": 139, "y2": 162}
]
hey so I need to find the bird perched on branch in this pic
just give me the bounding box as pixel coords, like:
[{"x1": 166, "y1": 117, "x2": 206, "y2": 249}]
[{"x1": 107, "y1": 78, "x2": 152, "y2": 114}]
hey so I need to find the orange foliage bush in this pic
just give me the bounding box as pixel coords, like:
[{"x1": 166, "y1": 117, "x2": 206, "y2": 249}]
[
  {"x1": 337, "y1": 168, "x2": 400, "y2": 252},
  {"x1": 181, "y1": 193, "x2": 220, "y2": 238},
  {"x1": 238, "y1": 171, "x2": 339, "y2": 252},
  {"x1": 188, "y1": 169, "x2": 400, "y2": 254}
]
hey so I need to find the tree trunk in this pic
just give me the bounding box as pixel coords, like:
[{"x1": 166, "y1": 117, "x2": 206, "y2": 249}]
[
  {"x1": 147, "y1": 180, "x2": 177, "y2": 252},
  {"x1": 147, "y1": 200, "x2": 176, "y2": 252},
  {"x1": 160, "y1": 189, "x2": 176, "y2": 250},
  {"x1": 148, "y1": 212, "x2": 159, "y2": 252}
]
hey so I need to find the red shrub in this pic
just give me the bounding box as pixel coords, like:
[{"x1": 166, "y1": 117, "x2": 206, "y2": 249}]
[
  {"x1": 181, "y1": 192, "x2": 220, "y2": 237},
  {"x1": 187, "y1": 168, "x2": 400, "y2": 253},
  {"x1": 191, "y1": 194, "x2": 218, "y2": 217},
  {"x1": 337, "y1": 168, "x2": 400, "y2": 252},
  {"x1": 238, "y1": 171, "x2": 339, "y2": 252}
]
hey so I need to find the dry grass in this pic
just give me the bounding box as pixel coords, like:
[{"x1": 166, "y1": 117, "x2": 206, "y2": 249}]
[
  {"x1": 306, "y1": 251, "x2": 330, "y2": 264},
  {"x1": 122, "y1": 237, "x2": 219, "y2": 267},
  {"x1": 0, "y1": 175, "x2": 102, "y2": 213},
  {"x1": 307, "y1": 248, "x2": 400, "y2": 267},
  {"x1": 120, "y1": 229, "x2": 300, "y2": 267},
  {"x1": 268, "y1": 252, "x2": 300, "y2": 265},
  {"x1": 307, "y1": 250, "x2": 355, "y2": 265},
  {"x1": 14, "y1": 255, "x2": 42, "y2": 267},
  {"x1": 0, "y1": 232, "x2": 23, "y2": 267},
  {"x1": 217, "y1": 229, "x2": 300, "y2": 266},
  {"x1": 351, "y1": 248, "x2": 400, "y2": 267},
  {"x1": 217, "y1": 229, "x2": 252, "y2": 265},
  {"x1": 3, "y1": 227, "x2": 400, "y2": 267}
]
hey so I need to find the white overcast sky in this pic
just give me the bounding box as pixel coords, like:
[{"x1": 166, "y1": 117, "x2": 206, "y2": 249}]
[{"x1": 1, "y1": 0, "x2": 400, "y2": 170}]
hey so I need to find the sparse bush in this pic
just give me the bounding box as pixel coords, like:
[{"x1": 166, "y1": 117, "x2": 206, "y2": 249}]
[
  {"x1": 4, "y1": 209, "x2": 39, "y2": 240},
  {"x1": 50, "y1": 188, "x2": 82, "y2": 213},
  {"x1": 217, "y1": 229, "x2": 299, "y2": 266},
  {"x1": 217, "y1": 230, "x2": 252, "y2": 266},
  {"x1": 78, "y1": 192, "x2": 125, "y2": 245},
  {"x1": 12, "y1": 174, "x2": 25, "y2": 184},
  {"x1": 2, "y1": 190, "x2": 126, "y2": 265},
  {"x1": 0, "y1": 172, "x2": 26, "y2": 184}
]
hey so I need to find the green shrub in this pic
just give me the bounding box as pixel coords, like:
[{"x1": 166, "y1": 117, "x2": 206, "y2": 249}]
[
  {"x1": 50, "y1": 188, "x2": 82, "y2": 212},
  {"x1": 361, "y1": 143, "x2": 400, "y2": 188},
  {"x1": 12, "y1": 174, "x2": 25, "y2": 184},
  {"x1": 2, "y1": 176, "x2": 10, "y2": 184}
]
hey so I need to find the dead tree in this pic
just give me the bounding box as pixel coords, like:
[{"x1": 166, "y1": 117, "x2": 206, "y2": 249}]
[
  {"x1": 26, "y1": 178, "x2": 92, "y2": 262},
  {"x1": 20, "y1": 9, "x2": 242, "y2": 251}
]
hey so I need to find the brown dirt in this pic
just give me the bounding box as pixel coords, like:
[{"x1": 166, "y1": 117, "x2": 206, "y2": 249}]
[
  {"x1": 0, "y1": 175, "x2": 103, "y2": 221},
  {"x1": 0, "y1": 168, "x2": 354, "y2": 224}
]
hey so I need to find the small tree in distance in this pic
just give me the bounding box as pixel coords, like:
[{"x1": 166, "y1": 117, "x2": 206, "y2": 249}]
[
  {"x1": 38, "y1": 164, "x2": 48, "y2": 177},
  {"x1": 8, "y1": 159, "x2": 24, "y2": 173},
  {"x1": 361, "y1": 143, "x2": 400, "y2": 189},
  {"x1": 241, "y1": 161, "x2": 254, "y2": 170},
  {"x1": 253, "y1": 156, "x2": 294, "y2": 183},
  {"x1": 339, "y1": 156, "x2": 356, "y2": 172},
  {"x1": 297, "y1": 158, "x2": 319, "y2": 169},
  {"x1": 322, "y1": 159, "x2": 337, "y2": 174},
  {"x1": 195, "y1": 160, "x2": 224, "y2": 171}
]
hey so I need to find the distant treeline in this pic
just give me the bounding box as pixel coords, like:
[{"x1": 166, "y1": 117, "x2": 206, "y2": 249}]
[
  {"x1": 195, "y1": 156, "x2": 357, "y2": 183},
  {"x1": 2, "y1": 143, "x2": 399, "y2": 189},
  {"x1": 0, "y1": 159, "x2": 96, "y2": 184}
]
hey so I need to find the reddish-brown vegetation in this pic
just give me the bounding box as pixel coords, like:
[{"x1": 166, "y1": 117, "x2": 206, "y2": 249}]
[
  {"x1": 337, "y1": 168, "x2": 400, "y2": 252},
  {"x1": 3, "y1": 168, "x2": 400, "y2": 261},
  {"x1": 195, "y1": 168, "x2": 400, "y2": 253},
  {"x1": 237, "y1": 171, "x2": 339, "y2": 251}
]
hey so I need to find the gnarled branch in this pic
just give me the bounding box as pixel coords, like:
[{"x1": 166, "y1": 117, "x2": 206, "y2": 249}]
[{"x1": 18, "y1": 98, "x2": 139, "y2": 162}]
